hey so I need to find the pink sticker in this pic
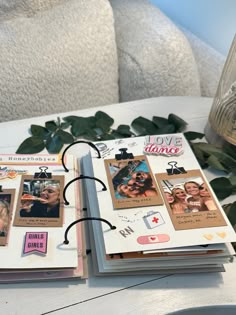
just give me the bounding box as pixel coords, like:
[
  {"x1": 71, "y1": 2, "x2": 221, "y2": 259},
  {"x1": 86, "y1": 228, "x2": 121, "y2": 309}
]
[
  {"x1": 23, "y1": 232, "x2": 48, "y2": 255},
  {"x1": 144, "y1": 135, "x2": 184, "y2": 156},
  {"x1": 137, "y1": 234, "x2": 170, "y2": 245}
]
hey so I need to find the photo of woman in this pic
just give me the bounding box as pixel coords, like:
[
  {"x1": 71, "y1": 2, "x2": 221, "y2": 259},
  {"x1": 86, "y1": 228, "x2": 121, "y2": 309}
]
[
  {"x1": 105, "y1": 155, "x2": 163, "y2": 209},
  {"x1": 171, "y1": 188, "x2": 191, "y2": 214},
  {"x1": 184, "y1": 181, "x2": 217, "y2": 212},
  {"x1": 20, "y1": 183, "x2": 60, "y2": 218},
  {"x1": 0, "y1": 190, "x2": 15, "y2": 246},
  {"x1": 111, "y1": 160, "x2": 158, "y2": 199},
  {"x1": 0, "y1": 199, "x2": 10, "y2": 237},
  {"x1": 13, "y1": 176, "x2": 64, "y2": 227},
  {"x1": 117, "y1": 172, "x2": 158, "y2": 199}
]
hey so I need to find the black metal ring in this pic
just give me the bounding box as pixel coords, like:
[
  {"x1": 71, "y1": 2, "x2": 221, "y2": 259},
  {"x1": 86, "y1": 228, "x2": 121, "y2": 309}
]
[
  {"x1": 61, "y1": 141, "x2": 101, "y2": 172},
  {"x1": 63, "y1": 175, "x2": 107, "y2": 205},
  {"x1": 63, "y1": 217, "x2": 116, "y2": 244}
]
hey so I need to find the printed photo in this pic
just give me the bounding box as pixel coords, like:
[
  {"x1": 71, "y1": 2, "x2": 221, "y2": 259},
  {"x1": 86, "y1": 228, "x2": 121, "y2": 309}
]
[
  {"x1": 156, "y1": 170, "x2": 227, "y2": 230},
  {"x1": 13, "y1": 175, "x2": 64, "y2": 227},
  {"x1": 105, "y1": 155, "x2": 163, "y2": 209},
  {"x1": 0, "y1": 189, "x2": 15, "y2": 246}
]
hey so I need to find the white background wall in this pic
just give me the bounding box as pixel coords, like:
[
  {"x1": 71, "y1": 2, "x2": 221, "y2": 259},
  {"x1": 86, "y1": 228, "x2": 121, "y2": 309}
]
[{"x1": 151, "y1": 0, "x2": 236, "y2": 56}]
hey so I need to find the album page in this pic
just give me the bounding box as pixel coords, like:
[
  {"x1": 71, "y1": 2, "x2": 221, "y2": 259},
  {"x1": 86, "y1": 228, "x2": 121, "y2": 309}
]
[
  {"x1": 83, "y1": 134, "x2": 236, "y2": 255},
  {"x1": 0, "y1": 154, "x2": 81, "y2": 271}
]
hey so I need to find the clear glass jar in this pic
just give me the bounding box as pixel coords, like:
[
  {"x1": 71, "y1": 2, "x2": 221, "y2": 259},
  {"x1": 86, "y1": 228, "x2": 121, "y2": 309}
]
[{"x1": 205, "y1": 35, "x2": 236, "y2": 146}]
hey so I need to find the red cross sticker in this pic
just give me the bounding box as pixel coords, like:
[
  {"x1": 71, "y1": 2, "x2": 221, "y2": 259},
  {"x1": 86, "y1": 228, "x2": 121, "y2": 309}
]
[{"x1": 152, "y1": 217, "x2": 159, "y2": 224}]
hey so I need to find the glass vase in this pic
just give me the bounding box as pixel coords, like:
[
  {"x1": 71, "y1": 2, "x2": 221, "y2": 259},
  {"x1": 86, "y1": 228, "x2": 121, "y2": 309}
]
[{"x1": 205, "y1": 35, "x2": 236, "y2": 147}]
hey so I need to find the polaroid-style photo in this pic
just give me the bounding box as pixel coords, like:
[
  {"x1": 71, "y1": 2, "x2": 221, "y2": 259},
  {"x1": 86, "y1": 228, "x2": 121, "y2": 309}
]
[
  {"x1": 0, "y1": 189, "x2": 15, "y2": 246},
  {"x1": 156, "y1": 170, "x2": 227, "y2": 230},
  {"x1": 104, "y1": 155, "x2": 163, "y2": 209},
  {"x1": 13, "y1": 175, "x2": 64, "y2": 227}
]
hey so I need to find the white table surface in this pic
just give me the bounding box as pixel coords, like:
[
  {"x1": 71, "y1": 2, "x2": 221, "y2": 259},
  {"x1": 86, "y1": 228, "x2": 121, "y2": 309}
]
[{"x1": 0, "y1": 96, "x2": 236, "y2": 315}]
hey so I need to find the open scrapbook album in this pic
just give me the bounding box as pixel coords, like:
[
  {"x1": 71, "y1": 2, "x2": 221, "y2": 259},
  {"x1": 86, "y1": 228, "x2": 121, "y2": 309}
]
[{"x1": 0, "y1": 133, "x2": 236, "y2": 282}]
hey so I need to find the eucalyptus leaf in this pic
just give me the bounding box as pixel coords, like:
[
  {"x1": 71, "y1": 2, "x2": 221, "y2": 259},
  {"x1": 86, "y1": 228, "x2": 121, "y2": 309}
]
[
  {"x1": 95, "y1": 111, "x2": 114, "y2": 124},
  {"x1": 64, "y1": 115, "x2": 96, "y2": 129},
  {"x1": 193, "y1": 142, "x2": 233, "y2": 157},
  {"x1": 154, "y1": 124, "x2": 176, "y2": 134},
  {"x1": 168, "y1": 113, "x2": 188, "y2": 132},
  {"x1": 30, "y1": 125, "x2": 50, "y2": 139},
  {"x1": 111, "y1": 130, "x2": 127, "y2": 138},
  {"x1": 99, "y1": 133, "x2": 116, "y2": 140},
  {"x1": 56, "y1": 117, "x2": 61, "y2": 126},
  {"x1": 83, "y1": 128, "x2": 99, "y2": 141},
  {"x1": 116, "y1": 125, "x2": 135, "y2": 137},
  {"x1": 191, "y1": 143, "x2": 206, "y2": 164},
  {"x1": 69, "y1": 117, "x2": 89, "y2": 137},
  {"x1": 95, "y1": 111, "x2": 114, "y2": 128},
  {"x1": 45, "y1": 134, "x2": 64, "y2": 154},
  {"x1": 131, "y1": 117, "x2": 159, "y2": 135},
  {"x1": 229, "y1": 175, "x2": 236, "y2": 187},
  {"x1": 222, "y1": 203, "x2": 233, "y2": 216},
  {"x1": 184, "y1": 131, "x2": 205, "y2": 141},
  {"x1": 60, "y1": 122, "x2": 71, "y2": 130},
  {"x1": 207, "y1": 155, "x2": 228, "y2": 171},
  {"x1": 210, "y1": 154, "x2": 235, "y2": 172},
  {"x1": 45, "y1": 120, "x2": 58, "y2": 132},
  {"x1": 226, "y1": 202, "x2": 236, "y2": 227},
  {"x1": 63, "y1": 116, "x2": 81, "y2": 123},
  {"x1": 86, "y1": 116, "x2": 97, "y2": 129},
  {"x1": 93, "y1": 128, "x2": 103, "y2": 136},
  {"x1": 229, "y1": 176, "x2": 236, "y2": 193},
  {"x1": 95, "y1": 111, "x2": 114, "y2": 132},
  {"x1": 210, "y1": 177, "x2": 233, "y2": 200},
  {"x1": 152, "y1": 116, "x2": 169, "y2": 128},
  {"x1": 56, "y1": 129, "x2": 74, "y2": 144},
  {"x1": 16, "y1": 136, "x2": 45, "y2": 154},
  {"x1": 222, "y1": 143, "x2": 236, "y2": 160},
  {"x1": 192, "y1": 142, "x2": 236, "y2": 172}
]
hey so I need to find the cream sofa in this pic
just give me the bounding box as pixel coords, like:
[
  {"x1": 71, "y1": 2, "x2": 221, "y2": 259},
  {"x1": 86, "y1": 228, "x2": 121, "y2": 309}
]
[{"x1": 0, "y1": 0, "x2": 225, "y2": 122}]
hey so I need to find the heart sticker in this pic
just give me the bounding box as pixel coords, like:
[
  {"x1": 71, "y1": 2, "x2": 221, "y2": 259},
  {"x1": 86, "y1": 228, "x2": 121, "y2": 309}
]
[
  {"x1": 203, "y1": 234, "x2": 214, "y2": 241},
  {"x1": 216, "y1": 232, "x2": 227, "y2": 238},
  {"x1": 149, "y1": 236, "x2": 157, "y2": 242}
]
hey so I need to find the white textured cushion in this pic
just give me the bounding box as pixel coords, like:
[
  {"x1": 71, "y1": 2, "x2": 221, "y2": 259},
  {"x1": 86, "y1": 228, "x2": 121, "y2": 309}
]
[
  {"x1": 181, "y1": 27, "x2": 225, "y2": 97},
  {"x1": 110, "y1": 0, "x2": 201, "y2": 102},
  {"x1": 0, "y1": 0, "x2": 119, "y2": 122}
]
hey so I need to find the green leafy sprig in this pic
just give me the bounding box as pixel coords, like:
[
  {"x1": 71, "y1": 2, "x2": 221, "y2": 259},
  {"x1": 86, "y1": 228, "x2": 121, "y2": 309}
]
[
  {"x1": 16, "y1": 118, "x2": 74, "y2": 154},
  {"x1": 16, "y1": 111, "x2": 187, "y2": 154}
]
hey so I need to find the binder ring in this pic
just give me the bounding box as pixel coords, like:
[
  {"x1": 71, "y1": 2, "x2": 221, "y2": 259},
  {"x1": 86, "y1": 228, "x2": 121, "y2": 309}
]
[
  {"x1": 63, "y1": 175, "x2": 107, "y2": 205},
  {"x1": 61, "y1": 141, "x2": 101, "y2": 172},
  {"x1": 63, "y1": 217, "x2": 116, "y2": 244}
]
